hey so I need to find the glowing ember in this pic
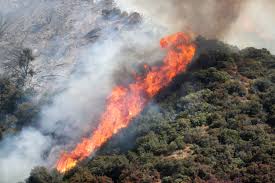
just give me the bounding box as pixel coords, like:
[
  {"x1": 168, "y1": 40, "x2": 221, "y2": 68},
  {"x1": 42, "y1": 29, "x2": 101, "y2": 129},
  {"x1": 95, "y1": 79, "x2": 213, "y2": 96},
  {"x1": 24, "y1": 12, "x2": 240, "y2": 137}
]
[{"x1": 56, "y1": 32, "x2": 196, "y2": 173}]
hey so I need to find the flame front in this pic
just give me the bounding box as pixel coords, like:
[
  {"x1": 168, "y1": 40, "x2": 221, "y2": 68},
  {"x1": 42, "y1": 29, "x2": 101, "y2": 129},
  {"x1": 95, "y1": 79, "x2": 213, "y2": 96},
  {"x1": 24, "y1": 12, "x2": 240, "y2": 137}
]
[{"x1": 56, "y1": 32, "x2": 196, "y2": 173}]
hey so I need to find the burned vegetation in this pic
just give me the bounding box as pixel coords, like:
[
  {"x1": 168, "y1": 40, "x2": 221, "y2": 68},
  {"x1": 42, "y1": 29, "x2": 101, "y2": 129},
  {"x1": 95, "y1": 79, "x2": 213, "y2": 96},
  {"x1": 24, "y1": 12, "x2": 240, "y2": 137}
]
[{"x1": 26, "y1": 38, "x2": 275, "y2": 183}]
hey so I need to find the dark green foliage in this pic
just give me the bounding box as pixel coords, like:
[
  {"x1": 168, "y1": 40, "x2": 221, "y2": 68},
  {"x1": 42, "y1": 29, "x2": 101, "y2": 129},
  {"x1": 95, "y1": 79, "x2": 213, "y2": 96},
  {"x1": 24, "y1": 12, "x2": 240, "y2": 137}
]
[
  {"x1": 237, "y1": 58, "x2": 264, "y2": 79},
  {"x1": 225, "y1": 81, "x2": 246, "y2": 96},
  {"x1": 252, "y1": 79, "x2": 272, "y2": 93},
  {"x1": 27, "y1": 167, "x2": 53, "y2": 183},
  {"x1": 194, "y1": 67, "x2": 230, "y2": 87},
  {"x1": 87, "y1": 155, "x2": 129, "y2": 180},
  {"x1": 64, "y1": 167, "x2": 113, "y2": 183}
]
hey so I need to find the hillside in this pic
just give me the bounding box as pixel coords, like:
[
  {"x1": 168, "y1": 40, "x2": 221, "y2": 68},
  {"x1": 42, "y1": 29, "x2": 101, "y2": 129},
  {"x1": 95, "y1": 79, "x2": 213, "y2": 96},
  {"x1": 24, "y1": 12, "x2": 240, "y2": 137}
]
[{"x1": 25, "y1": 37, "x2": 275, "y2": 183}]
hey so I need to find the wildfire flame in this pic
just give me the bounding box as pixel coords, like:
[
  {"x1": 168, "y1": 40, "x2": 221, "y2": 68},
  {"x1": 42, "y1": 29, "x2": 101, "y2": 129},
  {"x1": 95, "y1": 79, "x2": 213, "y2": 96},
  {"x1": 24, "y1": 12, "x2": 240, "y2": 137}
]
[{"x1": 56, "y1": 32, "x2": 196, "y2": 173}]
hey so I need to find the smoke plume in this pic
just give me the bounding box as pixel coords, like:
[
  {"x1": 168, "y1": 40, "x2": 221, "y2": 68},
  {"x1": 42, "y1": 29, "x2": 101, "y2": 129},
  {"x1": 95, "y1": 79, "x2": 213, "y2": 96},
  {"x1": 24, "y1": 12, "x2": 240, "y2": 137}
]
[
  {"x1": 115, "y1": 0, "x2": 247, "y2": 38},
  {"x1": 116, "y1": 0, "x2": 275, "y2": 53},
  {"x1": 0, "y1": 129, "x2": 51, "y2": 183},
  {"x1": 223, "y1": 0, "x2": 275, "y2": 53}
]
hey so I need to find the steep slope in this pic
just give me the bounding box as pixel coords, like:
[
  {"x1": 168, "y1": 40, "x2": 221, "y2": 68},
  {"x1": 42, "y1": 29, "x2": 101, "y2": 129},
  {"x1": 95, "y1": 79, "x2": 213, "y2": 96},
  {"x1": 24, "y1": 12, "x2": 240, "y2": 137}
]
[{"x1": 27, "y1": 38, "x2": 275, "y2": 183}]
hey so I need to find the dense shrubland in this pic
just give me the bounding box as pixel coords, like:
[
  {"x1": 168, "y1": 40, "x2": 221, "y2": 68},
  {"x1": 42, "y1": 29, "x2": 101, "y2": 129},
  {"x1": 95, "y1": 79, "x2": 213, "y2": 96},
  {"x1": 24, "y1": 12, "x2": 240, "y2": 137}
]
[{"x1": 8, "y1": 37, "x2": 275, "y2": 182}]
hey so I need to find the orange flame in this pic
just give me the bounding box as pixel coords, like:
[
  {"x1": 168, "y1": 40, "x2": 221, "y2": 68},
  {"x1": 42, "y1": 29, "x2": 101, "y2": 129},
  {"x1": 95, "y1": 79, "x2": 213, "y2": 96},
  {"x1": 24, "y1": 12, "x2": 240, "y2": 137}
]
[{"x1": 56, "y1": 32, "x2": 196, "y2": 173}]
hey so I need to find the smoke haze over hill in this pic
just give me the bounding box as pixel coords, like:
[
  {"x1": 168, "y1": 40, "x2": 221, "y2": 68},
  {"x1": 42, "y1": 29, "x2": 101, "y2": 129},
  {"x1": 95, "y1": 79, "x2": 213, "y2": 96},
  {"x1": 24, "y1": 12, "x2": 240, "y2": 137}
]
[{"x1": 116, "y1": 0, "x2": 275, "y2": 52}]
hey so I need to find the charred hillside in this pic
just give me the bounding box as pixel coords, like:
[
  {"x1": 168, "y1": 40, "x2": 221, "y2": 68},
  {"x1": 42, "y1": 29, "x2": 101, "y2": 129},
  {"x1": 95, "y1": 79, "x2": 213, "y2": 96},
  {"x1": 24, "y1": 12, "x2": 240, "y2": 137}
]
[{"x1": 26, "y1": 38, "x2": 275, "y2": 183}]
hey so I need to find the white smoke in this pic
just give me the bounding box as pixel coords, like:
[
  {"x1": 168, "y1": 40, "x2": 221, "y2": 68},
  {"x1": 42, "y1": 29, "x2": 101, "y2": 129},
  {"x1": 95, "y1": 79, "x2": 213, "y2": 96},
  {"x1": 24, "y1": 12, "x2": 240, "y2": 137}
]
[
  {"x1": 0, "y1": 128, "x2": 51, "y2": 183},
  {"x1": 0, "y1": 0, "x2": 165, "y2": 182},
  {"x1": 223, "y1": 0, "x2": 275, "y2": 53}
]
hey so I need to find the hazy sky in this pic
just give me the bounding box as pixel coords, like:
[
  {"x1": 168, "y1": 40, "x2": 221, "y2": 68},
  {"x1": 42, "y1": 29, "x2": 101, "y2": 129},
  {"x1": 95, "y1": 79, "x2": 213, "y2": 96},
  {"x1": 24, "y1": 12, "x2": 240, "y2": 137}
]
[{"x1": 116, "y1": 0, "x2": 275, "y2": 53}]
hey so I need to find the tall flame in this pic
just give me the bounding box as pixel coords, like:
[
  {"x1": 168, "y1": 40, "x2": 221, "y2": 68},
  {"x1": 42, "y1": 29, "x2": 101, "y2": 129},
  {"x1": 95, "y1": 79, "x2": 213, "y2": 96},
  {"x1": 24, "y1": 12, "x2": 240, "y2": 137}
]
[{"x1": 56, "y1": 32, "x2": 196, "y2": 173}]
